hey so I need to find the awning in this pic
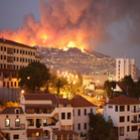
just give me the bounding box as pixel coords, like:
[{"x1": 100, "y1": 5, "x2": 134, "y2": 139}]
[
  {"x1": 52, "y1": 130, "x2": 79, "y2": 136},
  {"x1": 27, "y1": 129, "x2": 43, "y2": 133},
  {"x1": 25, "y1": 104, "x2": 52, "y2": 109}
]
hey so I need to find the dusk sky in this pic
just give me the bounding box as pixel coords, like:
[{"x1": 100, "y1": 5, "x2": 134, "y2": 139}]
[{"x1": 0, "y1": 0, "x2": 140, "y2": 66}]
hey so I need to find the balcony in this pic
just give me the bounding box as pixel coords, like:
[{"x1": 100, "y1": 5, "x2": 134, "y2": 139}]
[
  {"x1": 131, "y1": 110, "x2": 140, "y2": 115},
  {"x1": 131, "y1": 120, "x2": 140, "y2": 124},
  {"x1": 1, "y1": 127, "x2": 25, "y2": 131}
]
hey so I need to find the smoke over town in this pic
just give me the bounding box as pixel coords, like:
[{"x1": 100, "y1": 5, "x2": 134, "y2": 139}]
[{"x1": 0, "y1": 0, "x2": 140, "y2": 50}]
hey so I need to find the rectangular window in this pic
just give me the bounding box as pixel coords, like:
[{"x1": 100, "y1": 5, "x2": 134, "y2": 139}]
[
  {"x1": 1, "y1": 46, "x2": 3, "y2": 51},
  {"x1": 132, "y1": 126, "x2": 137, "y2": 131},
  {"x1": 84, "y1": 109, "x2": 87, "y2": 115},
  {"x1": 120, "y1": 106, "x2": 124, "y2": 112},
  {"x1": 78, "y1": 109, "x2": 80, "y2": 116},
  {"x1": 15, "y1": 82, "x2": 17, "y2": 87},
  {"x1": 17, "y1": 57, "x2": 18, "y2": 61},
  {"x1": 5, "y1": 119, "x2": 10, "y2": 127},
  {"x1": 20, "y1": 50, "x2": 22, "y2": 54},
  {"x1": 84, "y1": 123, "x2": 87, "y2": 130},
  {"x1": 108, "y1": 106, "x2": 113, "y2": 108},
  {"x1": 3, "y1": 82, "x2": 5, "y2": 87},
  {"x1": 127, "y1": 105, "x2": 130, "y2": 111},
  {"x1": 1, "y1": 55, "x2": 2, "y2": 59},
  {"x1": 4, "y1": 56, "x2": 6, "y2": 60},
  {"x1": 115, "y1": 106, "x2": 118, "y2": 112},
  {"x1": 120, "y1": 116, "x2": 125, "y2": 122},
  {"x1": 14, "y1": 49, "x2": 16, "y2": 53},
  {"x1": 67, "y1": 113, "x2": 71, "y2": 119},
  {"x1": 17, "y1": 49, "x2": 19, "y2": 53},
  {"x1": 78, "y1": 123, "x2": 80, "y2": 130},
  {"x1": 90, "y1": 109, "x2": 93, "y2": 113},
  {"x1": 61, "y1": 113, "x2": 65, "y2": 120},
  {"x1": 4, "y1": 47, "x2": 6, "y2": 51},
  {"x1": 127, "y1": 126, "x2": 129, "y2": 132},
  {"x1": 15, "y1": 119, "x2": 20, "y2": 127},
  {"x1": 13, "y1": 135, "x2": 19, "y2": 139},
  {"x1": 127, "y1": 116, "x2": 129, "y2": 122},
  {"x1": 11, "y1": 82, "x2": 13, "y2": 87}
]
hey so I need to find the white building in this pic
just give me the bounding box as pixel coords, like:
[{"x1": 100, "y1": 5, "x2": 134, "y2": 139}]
[
  {"x1": 116, "y1": 58, "x2": 136, "y2": 81},
  {"x1": 0, "y1": 94, "x2": 97, "y2": 140},
  {"x1": 71, "y1": 95, "x2": 97, "y2": 136},
  {"x1": 103, "y1": 95, "x2": 140, "y2": 140}
]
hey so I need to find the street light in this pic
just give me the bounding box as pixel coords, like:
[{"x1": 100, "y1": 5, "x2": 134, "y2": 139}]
[{"x1": 21, "y1": 90, "x2": 24, "y2": 94}]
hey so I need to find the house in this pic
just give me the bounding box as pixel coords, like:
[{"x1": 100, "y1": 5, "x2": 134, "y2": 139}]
[
  {"x1": 71, "y1": 95, "x2": 97, "y2": 136},
  {"x1": 103, "y1": 95, "x2": 140, "y2": 140}
]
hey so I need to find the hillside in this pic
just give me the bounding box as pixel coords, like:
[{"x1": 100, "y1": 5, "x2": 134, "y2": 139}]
[{"x1": 35, "y1": 47, "x2": 115, "y2": 75}]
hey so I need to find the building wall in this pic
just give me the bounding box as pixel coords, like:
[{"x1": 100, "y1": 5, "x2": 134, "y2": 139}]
[
  {"x1": 103, "y1": 104, "x2": 139, "y2": 140},
  {"x1": 116, "y1": 58, "x2": 136, "y2": 81},
  {"x1": 73, "y1": 107, "x2": 96, "y2": 135}
]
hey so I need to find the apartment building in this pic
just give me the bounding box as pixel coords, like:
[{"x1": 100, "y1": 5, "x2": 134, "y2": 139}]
[
  {"x1": 116, "y1": 58, "x2": 136, "y2": 81},
  {"x1": 0, "y1": 38, "x2": 40, "y2": 89},
  {"x1": 103, "y1": 95, "x2": 140, "y2": 140},
  {"x1": 71, "y1": 95, "x2": 97, "y2": 136},
  {"x1": 0, "y1": 94, "x2": 97, "y2": 140}
]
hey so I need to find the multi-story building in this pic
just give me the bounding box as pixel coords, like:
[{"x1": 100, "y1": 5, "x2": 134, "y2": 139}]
[
  {"x1": 103, "y1": 95, "x2": 140, "y2": 140},
  {"x1": 71, "y1": 95, "x2": 96, "y2": 135},
  {"x1": 116, "y1": 58, "x2": 136, "y2": 81},
  {"x1": 0, "y1": 94, "x2": 97, "y2": 140},
  {"x1": 0, "y1": 38, "x2": 40, "y2": 89}
]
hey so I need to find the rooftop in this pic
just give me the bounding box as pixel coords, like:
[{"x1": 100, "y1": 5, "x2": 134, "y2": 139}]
[
  {"x1": 23, "y1": 94, "x2": 59, "y2": 104},
  {"x1": 106, "y1": 95, "x2": 140, "y2": 105},
  {"x1": 0, "y1": 107, "x2": 24, "y2": 114},
  {"x1": 71, "y1": 95, "x2": 97, "y2": 107},
  {"x1": 0, "y1": 38, "x2": 36, "y2": 50},
  {"x1": 59, "y1": 98, "x2": 71, "y2": 105}
]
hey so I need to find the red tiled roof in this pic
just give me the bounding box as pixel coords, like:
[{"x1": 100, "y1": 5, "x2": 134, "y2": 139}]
[
  {"x1": 52, "y1": 130, "x2": 79, "y2": 135},
  {"x1": 24, "y1": 94, "x2": 59, "y2": 104},
  {"x1": 0, "y1": 107, "x2": 24, "y2": 114},
  {"x1": 59, "y1": 99, "x2": 71, "y2": 104},
  {"x1": 27, "y1": 129, "x2": 43, "y2": 133},
  {"x1": 71, "y1": 95, "x2": 97, "y2": 107},
  {"x1": 25, "y1": 104, "x2": 52, "y2": 109},
  {"x1": 0, "y1": 38, "x2": 36, "y2": 49},
  {"x1": 107, "y1": 95, "x2": 140, "y2": 105}
]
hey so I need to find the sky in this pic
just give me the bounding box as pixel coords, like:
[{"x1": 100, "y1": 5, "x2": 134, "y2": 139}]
[{"x1": 0, "y1": 0, "x2": 140, "y2": 67}]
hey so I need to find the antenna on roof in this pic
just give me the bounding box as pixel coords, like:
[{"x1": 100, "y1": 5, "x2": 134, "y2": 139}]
[{"x1": 2, "y1": 37, "x2": 5, "y2": 42}]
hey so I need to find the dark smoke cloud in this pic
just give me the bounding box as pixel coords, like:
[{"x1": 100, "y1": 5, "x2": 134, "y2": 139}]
[{"x1": 0, "y1": 0, "x2": 140, "y2": 49}]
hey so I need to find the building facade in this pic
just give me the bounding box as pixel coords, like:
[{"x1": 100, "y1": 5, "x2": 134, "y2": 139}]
[
  {"x1": 0, "y1": 38, "x2": 40, "y2": 89},
  {"x1": 103, "y1": 95, "x2": 140, "y2": 140},
  {"x1": 116, "y1": 58, "x2": 136, "y2": 81},
  {"x1": 0, "y1": 94, "x2": 97, "y2": 140}
]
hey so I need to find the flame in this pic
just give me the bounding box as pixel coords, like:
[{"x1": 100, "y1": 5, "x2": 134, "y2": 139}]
[
  {"x1": 81, "y1": 48, "x2": 85, "y2": 53},
  {"x1": 63, "y1": 47, "x2": 69, "y2": 51},
  {"x1": 67, "y1": 41, "x2": 75, "y2": 48},
  {"x1": 42, "y1": 35, "x2": 48, "y2": 43}
]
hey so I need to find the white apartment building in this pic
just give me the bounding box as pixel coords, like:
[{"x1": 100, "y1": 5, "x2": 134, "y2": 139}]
[
  {"x1": 71, "y1": 95, "x2": 96, "y2": 136},
  {"x1": 0, "y1": 38, "x2": 40, "y2": 89},
  {"x1": 116, "y1": 58, "x2": 136, "y2": 81},
  {"x1": 103, "y1": 95, "x2": 140, "y2": 140},
  {"x1": 0, "y1": 94, "x2": 97, "y2": 140}
]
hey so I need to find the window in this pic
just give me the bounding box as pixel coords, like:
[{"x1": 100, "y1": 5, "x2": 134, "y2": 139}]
[
  {"x1": 23, "y1": 50, "x2": 24, "y2": 54},
  {"x1": 78, "y1": 109, "x2": 80, "y2": 116},
  {"x1": 1, "y1": 46, "x2": 3, "y2": 51},
  {"x1": 15, "y1": 119, "x2": 20, "y2": 127},
  {"x1": 14, "y1": 49, "x2": 16, "y2": 53},
  {"x1": 84, "y1": 123, "x2": 87, "y2": 130},
  {"x1": 127, "y1": 126, "x2": 129, "y2": 132},
  {"x1": 127, "y1": 105, "x2": 130, "y2": 111},
  {"x1": 15, "y1": 82, "x2": 17, "y2": 87},
  {"x1": 3, "y1": 82, "x2": 5, "y2": 87},
  {"x1": 120, "y1": 116, "x2": 125, "y2": 122},
  {"x1": 84, "y1": 109, "x2": 87, "y2": 115},
  {"x1": 13, "y1": 135, "x2": 19, "y2": 139},
  {"x1": 73, "y1": 124, "x2": 74, "y2": 130},
  {"x1": 11, "y1": 82, "x2": 13, "y2": 87},
  {"x1": 120, "y1": 106, "x2": 124, "y2": 112},
  {"x1": 4, "y1": 47, "x2": 6, "y2": 51},
  {"x1": 108, "y1": 106, "x2": 113, "y2": 108},
  {"x1": 17, "y1": 57, "x2": 18, "y2": 61},
  {"x1": 67, "y1": 113, "x2": 71, "y2": 119},
  {"x1": 127, "y1": 116, "x2": 129, "y2": 122},
  {"x1": 5, "y1": 119, "x2": 10, "y2": 127},
  {"x1": 78, "y1": 123, "x2": 80, "y2": 130},
  {"x1": 20, "y1": 50, "x2": 22, "y2": 54},
  {"x1": 1, "y1": 55, "x2": 3, "y2": 59},
  {"x1": 16, "y1": 110, "x2": 19, "y2": 114},
  {"x1": 90, "y1": 109, "x2": 93, "y2": 113},
  {"x1": 132, "y1": 126, "x2": 137, "y2": 131},
  {"x1": 17, "y1": 49, "x2": 19, "y2": 53},
  {"x1": 61, "y1": 113, "x2": 65, "y2": 119},
  {"x1": 115, "y1": 106, "x2": 118, "y2": 112},
  {"x1": 20, "y1": 58, "x2": 22, "y2": 62},
  {"x1": 4, "y1": 56, "x2": 6, "y2": 60}
]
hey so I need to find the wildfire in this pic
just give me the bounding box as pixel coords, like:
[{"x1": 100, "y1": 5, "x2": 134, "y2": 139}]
[
  {"x1": 42, "y1": 35, "x2": 48, "y2": 43},
  {"x1": 81, "y1": 48, "x2": 85, "y2": 53},
  {"x1": 63, "y1": 47, "x2": 69, "y2": 51},
  {"x1": 67, "y1": 41, "x2": 75, "y2": 48}
]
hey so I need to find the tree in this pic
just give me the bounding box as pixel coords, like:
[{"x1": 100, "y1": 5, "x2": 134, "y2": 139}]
[
  {"x1": 19, "y1": 67, "x2": 42, "y2": 92},
  {"x1": 104, "y1": 80, "x2": 116, "y2": 98},
  {"x1": 51, "y1": 74, "x2": 68, "y2": 95},
  {"x1": 19, "y1": 62, "x2": 51, "y2": 92},
  {"x1": 88, "y1": 113, "x2": 117, "y2": 140}
]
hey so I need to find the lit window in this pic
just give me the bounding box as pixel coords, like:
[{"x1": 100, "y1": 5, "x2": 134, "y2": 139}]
[
  {"x1": 36, "y1": 132, "x2": 39, "y2": 137},
  {"x1": 5, "y1": 119, "x2": 10, "y2": 127},
  {"x1": 15, "y1": 119, "x2": 20, "y2": 127}
]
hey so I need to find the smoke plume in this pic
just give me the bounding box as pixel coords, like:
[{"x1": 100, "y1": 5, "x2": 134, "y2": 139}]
[{"x1": 0, "y1": 0, "x2": 140, "y2": 50}]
